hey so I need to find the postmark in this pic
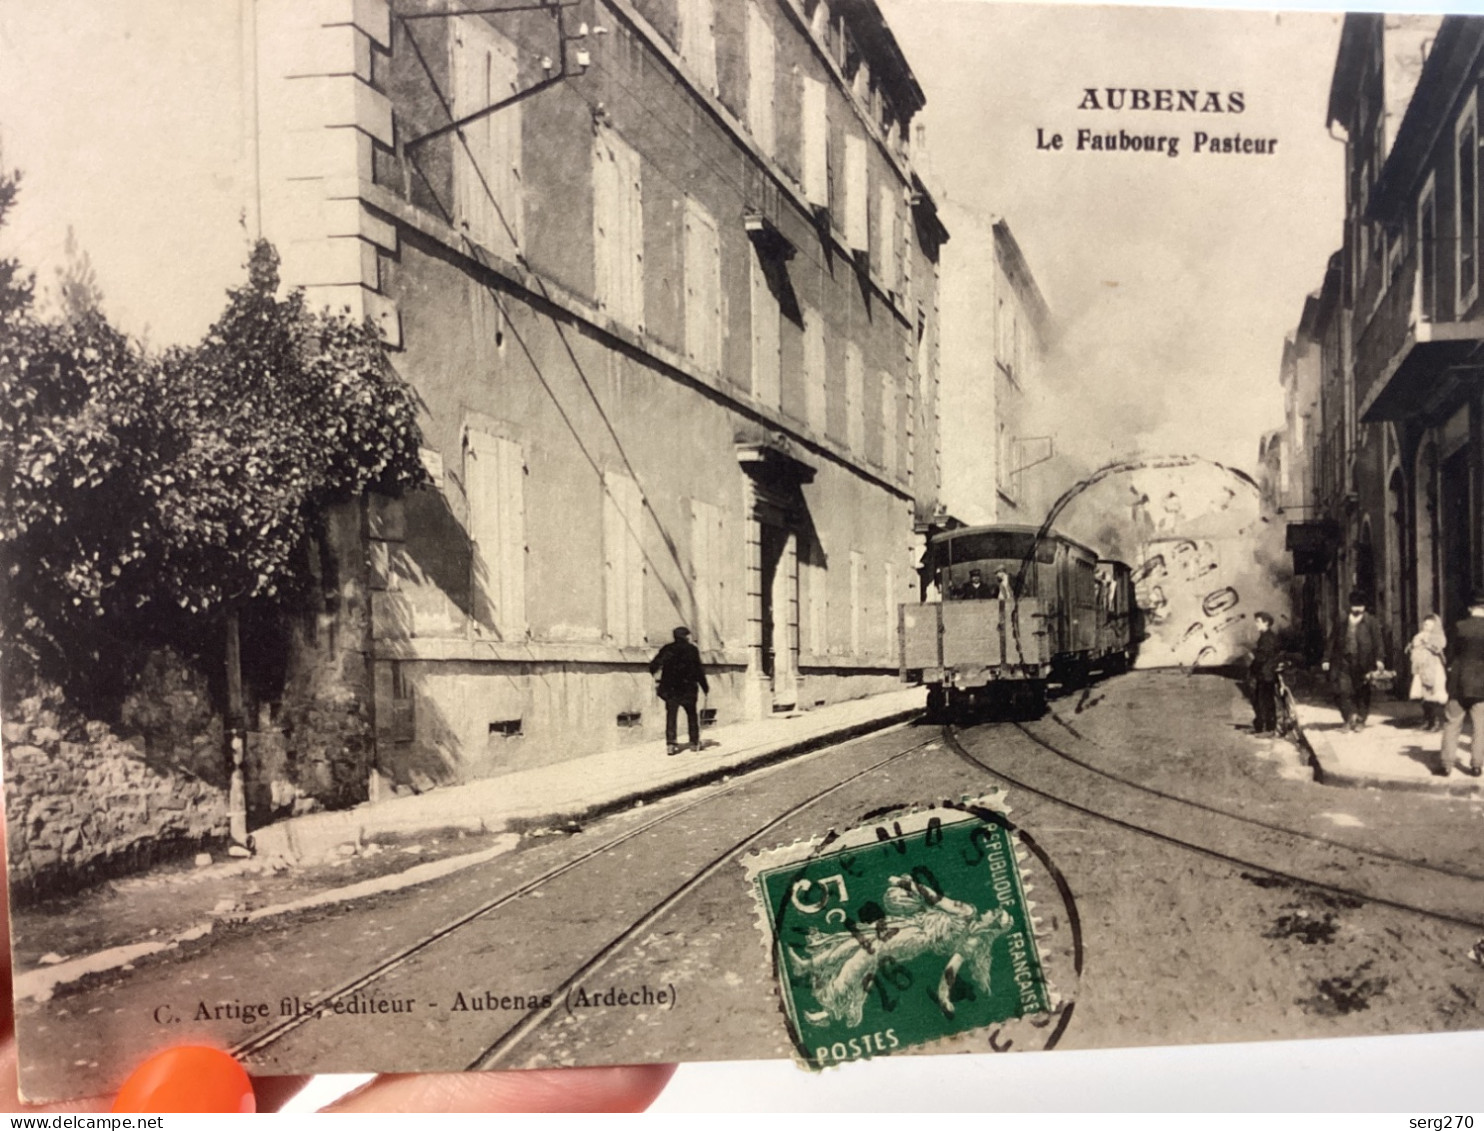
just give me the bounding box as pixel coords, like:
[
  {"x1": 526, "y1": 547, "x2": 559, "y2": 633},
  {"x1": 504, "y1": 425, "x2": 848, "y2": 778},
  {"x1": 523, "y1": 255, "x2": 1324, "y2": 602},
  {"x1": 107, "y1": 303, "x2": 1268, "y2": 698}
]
[{"x1": 745, "y1": 792, "x2": 1064, "y2": 1069}]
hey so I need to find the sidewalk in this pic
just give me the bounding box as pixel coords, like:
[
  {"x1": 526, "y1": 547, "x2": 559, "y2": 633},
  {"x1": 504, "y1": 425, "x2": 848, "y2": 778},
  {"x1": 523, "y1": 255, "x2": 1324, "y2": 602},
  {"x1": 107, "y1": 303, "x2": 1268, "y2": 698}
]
[
  {"x1": 253, "y1": 685, "x2": 925, "y2": 862},
  {"x1": 1286, "y1": 673, "x2": 1484, "y2": 797},
  {"x1": 10, "y1": 685, "x2": 925, "y2": 1002}
]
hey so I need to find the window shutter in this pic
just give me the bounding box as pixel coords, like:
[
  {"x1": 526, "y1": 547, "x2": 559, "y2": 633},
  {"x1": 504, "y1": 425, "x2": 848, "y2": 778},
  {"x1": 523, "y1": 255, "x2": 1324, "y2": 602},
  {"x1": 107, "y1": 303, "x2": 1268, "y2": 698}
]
[
  {"x1": 802, "y1": 77, "x2": 829, "y2": 206},
  {"x1": 844, "y1": 134, "x2": 868, "y2": 249}
]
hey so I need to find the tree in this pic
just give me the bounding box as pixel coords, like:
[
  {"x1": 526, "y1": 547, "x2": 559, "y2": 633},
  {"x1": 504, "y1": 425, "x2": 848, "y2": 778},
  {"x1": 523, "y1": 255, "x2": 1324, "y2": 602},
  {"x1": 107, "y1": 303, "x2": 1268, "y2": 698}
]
[{"x1": 0, "y1": 184, "x2": 426, "y2": 709}]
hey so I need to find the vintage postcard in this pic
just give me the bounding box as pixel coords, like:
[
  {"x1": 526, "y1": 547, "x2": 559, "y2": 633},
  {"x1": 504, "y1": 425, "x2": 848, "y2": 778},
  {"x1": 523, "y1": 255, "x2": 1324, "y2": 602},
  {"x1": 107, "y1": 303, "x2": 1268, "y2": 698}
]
[{"x1": 2, "y1": 0, "x2": 1483, "y2": 1105}]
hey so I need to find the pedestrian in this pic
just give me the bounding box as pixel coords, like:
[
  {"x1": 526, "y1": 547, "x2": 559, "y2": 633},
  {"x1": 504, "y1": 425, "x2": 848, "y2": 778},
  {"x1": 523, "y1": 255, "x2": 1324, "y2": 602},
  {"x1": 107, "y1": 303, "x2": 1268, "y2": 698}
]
[
  {"x1": 1407, "y1": 613, "x2": 1448, "y2": 732},
  {"x1": 649, "y1": 626, "x2": 710, "y2": 755},
  {"x1": 1323, "y1": 589, "x2": 1386, "y2": 732},
  {"x1": 1248, "y1": 611, "x2": 1281, "y2": 736},
  {"x1": 1441, "y1": 591, "x2": 1484, "y2": 778}
]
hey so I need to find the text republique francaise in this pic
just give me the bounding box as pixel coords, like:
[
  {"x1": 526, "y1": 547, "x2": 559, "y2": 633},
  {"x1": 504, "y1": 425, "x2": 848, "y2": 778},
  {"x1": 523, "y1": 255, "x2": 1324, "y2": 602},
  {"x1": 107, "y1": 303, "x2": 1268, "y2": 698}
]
[{"x1": 1036, "y1": 89, "x2": 1277, "y2": 158}]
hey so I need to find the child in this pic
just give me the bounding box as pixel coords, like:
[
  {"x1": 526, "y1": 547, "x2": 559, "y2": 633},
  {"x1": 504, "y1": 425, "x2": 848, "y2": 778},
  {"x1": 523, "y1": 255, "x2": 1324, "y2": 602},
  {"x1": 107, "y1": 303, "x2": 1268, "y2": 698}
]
[{"x1": 1408, "y1": 613, "x2": 1448, "y2": 731}]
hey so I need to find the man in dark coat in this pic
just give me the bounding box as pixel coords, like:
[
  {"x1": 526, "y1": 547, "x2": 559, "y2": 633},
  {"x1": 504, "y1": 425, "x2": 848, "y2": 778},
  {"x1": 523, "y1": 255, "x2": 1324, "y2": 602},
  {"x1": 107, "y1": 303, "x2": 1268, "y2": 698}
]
[
  {"x1": 1248, "y1": 612, "x2": 1281, "y2": 736},
  {"x1": 1442, "y1": 591, "x2": 1484, "y2": 778},
  {"x1": 649, "y1": 626, "x2": 710, "y2": 755},
  {"x1": 1324, "y1": 589, "x2": 1386, "y2": 732}
]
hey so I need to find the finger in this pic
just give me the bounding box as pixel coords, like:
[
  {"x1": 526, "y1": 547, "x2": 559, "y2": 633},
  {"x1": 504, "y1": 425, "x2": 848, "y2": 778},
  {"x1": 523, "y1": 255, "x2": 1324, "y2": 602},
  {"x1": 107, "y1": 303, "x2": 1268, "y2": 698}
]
[{"x1": 323, "y1": 1063, "x2": 678, "y2": 1114}]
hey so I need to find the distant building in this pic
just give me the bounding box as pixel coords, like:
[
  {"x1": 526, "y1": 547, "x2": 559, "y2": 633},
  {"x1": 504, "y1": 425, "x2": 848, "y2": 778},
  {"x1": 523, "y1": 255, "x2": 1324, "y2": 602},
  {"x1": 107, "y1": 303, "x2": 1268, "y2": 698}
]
[
  {"x1": 1, "y1": 0, "x2": 947, "y2": 812},
  {"x1": 938, "y1": 207, "x2": 1055, "y2": 527}
]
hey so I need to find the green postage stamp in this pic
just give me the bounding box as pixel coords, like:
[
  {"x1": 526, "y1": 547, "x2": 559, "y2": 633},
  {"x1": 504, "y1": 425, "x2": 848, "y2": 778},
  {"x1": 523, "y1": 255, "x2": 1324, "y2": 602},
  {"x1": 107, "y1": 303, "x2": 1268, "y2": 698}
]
[{"x1": 745, "y1": 793, "x2": 1057, "y2": 1069}]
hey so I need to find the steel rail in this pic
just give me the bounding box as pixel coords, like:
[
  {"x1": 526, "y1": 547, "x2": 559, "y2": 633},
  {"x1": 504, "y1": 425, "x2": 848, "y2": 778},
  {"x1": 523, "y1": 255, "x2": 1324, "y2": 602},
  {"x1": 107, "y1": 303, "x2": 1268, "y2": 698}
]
[
  {"x1": 232, "y1": 728, "x2": 936, "y2": 1061},
  {"x1": 942, "y1": 724, "x2": 1484, "y2": 931},
  {"x1": 465, "y1": 734, "x2": 943, "y2": 1068},
  {"x1": 1026, "y1": 707, "x2": 1484, "y2": 883}
]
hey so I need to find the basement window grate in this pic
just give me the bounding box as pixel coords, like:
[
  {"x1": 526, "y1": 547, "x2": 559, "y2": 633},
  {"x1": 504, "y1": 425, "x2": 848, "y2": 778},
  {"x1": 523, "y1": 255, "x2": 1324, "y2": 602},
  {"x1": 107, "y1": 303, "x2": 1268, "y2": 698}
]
[
  {"x1": 489, "y1": 719, "x2": 523, "y2": 737},
  {"x1": 699, "y1": 707, "x2": 718, "y2": 728},
  {"x1": 616, "y1": 711, "x2": 643, "y2": 728}
]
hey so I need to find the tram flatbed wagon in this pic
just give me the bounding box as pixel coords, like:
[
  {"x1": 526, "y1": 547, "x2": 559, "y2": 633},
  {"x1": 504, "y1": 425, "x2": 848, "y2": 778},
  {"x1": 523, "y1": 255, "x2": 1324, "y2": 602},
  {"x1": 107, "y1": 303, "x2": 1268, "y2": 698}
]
[{"x1": 900, "y1": 524, "x2": 1138, "y2": 716}]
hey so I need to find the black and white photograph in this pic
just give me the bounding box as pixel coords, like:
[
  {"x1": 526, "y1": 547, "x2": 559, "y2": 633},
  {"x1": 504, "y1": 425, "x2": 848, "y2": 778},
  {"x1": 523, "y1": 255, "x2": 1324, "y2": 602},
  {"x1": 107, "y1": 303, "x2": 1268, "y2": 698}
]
[{"x1": 1, "y1": 0, "x2": 1483, "y2": 1110}]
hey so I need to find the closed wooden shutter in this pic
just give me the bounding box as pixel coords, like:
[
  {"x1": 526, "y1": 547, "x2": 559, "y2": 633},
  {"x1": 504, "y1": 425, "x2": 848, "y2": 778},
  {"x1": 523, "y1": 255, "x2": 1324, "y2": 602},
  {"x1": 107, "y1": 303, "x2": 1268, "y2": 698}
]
[
  {"x1": 451, "y1": 17, "x2": 522, "y2": 259},
  {"x1": 466, "y1": 431, "x2": 526, "y2": 638}
]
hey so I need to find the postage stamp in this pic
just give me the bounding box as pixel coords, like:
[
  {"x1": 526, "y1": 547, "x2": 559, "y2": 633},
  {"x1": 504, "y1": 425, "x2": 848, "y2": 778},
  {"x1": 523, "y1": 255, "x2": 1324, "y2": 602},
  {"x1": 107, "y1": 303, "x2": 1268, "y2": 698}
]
[{"x1": 745, "y1": 793, "x2": 1057, "y2": 1069}]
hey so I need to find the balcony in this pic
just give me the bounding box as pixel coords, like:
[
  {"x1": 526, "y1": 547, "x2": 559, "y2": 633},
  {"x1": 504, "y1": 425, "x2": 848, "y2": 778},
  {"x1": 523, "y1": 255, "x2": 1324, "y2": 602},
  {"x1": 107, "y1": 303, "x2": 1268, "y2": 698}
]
[{"x1": 1357, "y1": 245, "x2": 1484, "y2": 422}]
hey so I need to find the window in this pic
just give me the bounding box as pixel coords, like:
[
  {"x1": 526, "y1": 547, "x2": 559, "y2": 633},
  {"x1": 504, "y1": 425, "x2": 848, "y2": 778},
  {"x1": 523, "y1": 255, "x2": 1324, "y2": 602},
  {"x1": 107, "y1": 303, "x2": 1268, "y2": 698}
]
[
  {"x1": 849, "y1": 550, "x2": 864, "y2": 656},
  {"x1": 880, "y1": 371, "x2": 897, "y2": 475},
  {"x1": 593, "y1": 128, "x2": 644, "y2": 330},
  {"x1": 843, "y1": 134, "x2": 869, "y2": 249},
  {"x1": 877, "y1": 182, "x2": 899, "y2": 293},
  {"x1": 603, "y1": 471, "x2": 646, "y2": 646},
  {"x1": 684, "y1": 198, "x2": 723, "y2": 373},
  {"x1": 451, "y1": 17, "x2": 523, "y2": 260},
  {"x1": 802, "y1": 75, "x2": 829, "y2": 207},
  {"x1": 998, "y1": 420, "x2": 1015, "y2": 503},
  {"x1": 1458, "y1": 96, "x2": 1479, "y2": 311},
  {"x1": 747, "y1": 2, "x2": 776, "y2": 158},
  {"x1": 807, "y1": 558, "x2": 827, "y2": 656},
  {"x1": 690, "y1": 499, "x2": 724, "y2": 649},
  {"x1": 465, "y1": 430, "x2": 526, "y2": 638},
  {"x1": 1420, "y1": 175, "x2": 1438, "y2": 320},
  {"x1": 750, "y1": 252, "x2": 781, "y2": 407},
  {"x1": 884, "y1": 561, "x2": 897, "y2": 658},
  {"x1": 802, "y1": 305, "x2": 826, "y2": 433},
  {"x1": 845, "y1": 342, "x2": 865, "y2": 453},
  {"x1": 677, "y1": 0, "x2": 717, "y2": 94}
]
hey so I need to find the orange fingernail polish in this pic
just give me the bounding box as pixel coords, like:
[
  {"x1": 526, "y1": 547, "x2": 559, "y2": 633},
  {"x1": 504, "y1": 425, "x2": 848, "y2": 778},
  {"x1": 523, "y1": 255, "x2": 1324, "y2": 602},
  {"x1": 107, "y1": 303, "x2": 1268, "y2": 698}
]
[{"x1": 112, "y1": 1046, "x2": 256, "y2": 1113}]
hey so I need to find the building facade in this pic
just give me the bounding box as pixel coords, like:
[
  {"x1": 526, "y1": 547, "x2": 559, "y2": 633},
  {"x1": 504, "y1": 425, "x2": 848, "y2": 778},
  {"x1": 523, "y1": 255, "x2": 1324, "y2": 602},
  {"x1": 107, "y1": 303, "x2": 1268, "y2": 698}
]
[
  {"x1": 938, "y1": 206, "x2": 1054, "y2": 528},
  {"x1": 1282, "y1": 13, "x2": 1461, "y2": 663},
  {"x1": 1, "y1": 0, "x2": 946, "y2": 806}
]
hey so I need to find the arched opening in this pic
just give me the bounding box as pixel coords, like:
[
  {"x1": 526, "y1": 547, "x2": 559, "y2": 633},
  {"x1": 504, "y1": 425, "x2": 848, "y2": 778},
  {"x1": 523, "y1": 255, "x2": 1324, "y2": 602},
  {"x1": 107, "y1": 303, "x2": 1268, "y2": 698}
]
[
  {"x1": 1415, "y1": 439, "x2": 1440, "y2": 621},
  {"x1": 1387, "y1": 465, "x2": 1408, "y2": 640},
  {"x1": 1355, "y1": 518, "x2": 1376, "y2": 608}
]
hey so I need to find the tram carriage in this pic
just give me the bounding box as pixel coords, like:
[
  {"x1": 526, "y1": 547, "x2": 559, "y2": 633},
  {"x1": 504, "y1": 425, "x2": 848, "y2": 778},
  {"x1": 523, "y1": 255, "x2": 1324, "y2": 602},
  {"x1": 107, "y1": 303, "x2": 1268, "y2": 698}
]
[{"x1": 899, "y1": 524, "x2": 1139, "y2": 717}]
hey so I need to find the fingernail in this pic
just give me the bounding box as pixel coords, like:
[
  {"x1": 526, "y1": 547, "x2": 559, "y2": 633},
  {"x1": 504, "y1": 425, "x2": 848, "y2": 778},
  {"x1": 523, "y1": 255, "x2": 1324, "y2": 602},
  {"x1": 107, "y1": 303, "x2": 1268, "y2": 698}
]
[{"x1": 112, "y1": 1046, "x2": 256, "y2": 1113}]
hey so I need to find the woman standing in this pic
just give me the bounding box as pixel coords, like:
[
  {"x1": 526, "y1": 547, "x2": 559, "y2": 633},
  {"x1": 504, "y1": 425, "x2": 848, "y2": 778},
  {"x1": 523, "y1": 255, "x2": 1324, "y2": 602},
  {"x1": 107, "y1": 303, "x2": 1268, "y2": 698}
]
[{"x1": 1408, "y1": 613, "x2": 1449, "y2": 731}]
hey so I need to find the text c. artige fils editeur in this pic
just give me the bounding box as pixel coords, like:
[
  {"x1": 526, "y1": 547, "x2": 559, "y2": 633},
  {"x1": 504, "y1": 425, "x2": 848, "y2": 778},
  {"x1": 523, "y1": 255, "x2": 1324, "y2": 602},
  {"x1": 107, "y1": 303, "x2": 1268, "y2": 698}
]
[
  {"x1": 1035, "y1": 87, "x2": 1279, "y2": 159},
  {"x1": 150, "y1": 983, "x2": 678, "y2": 1027}
]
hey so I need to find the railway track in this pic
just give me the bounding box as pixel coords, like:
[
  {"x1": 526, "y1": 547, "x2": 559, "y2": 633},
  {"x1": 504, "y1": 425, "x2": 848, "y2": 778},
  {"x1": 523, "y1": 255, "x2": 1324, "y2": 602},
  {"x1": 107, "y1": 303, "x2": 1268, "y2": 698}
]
[
  {"x1": 230, "y1": 699, "x2": 1484, "y2": 1072},
  {"x1": 942, "y1": 720, "x2": 1484, "y2": 930},
  {"x1": 1035, "y1": 705, "x2": 1484, "y2": 883},
  {"x1": 232, "y1": 728, "x2": 941, "y2": 1066}
]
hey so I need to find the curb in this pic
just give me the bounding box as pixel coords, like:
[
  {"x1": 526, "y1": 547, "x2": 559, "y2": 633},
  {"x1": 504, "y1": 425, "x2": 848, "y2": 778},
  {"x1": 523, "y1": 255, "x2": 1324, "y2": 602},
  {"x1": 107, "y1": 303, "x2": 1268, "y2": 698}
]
[
  {"x1": 1298, "y1": 720, "x2": 1484, "y2": 797},
  {"x1": 506, "y1": 706, "x2": 925, "y2": 832},
  {"x1": 252, "y1": 703, "x2": 924, "y2": 862},
  {"x1": 13, "y1": 837, "x2": 521, "y2": 1004},
  {"x1": 14, "y1": 704, "x2": 922, "y2": 1004}
]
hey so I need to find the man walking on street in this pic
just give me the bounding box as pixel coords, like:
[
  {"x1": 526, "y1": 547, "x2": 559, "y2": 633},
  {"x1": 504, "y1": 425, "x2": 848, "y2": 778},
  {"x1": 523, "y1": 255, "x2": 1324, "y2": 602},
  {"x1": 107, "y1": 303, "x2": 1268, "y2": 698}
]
[
  {"x1": 1441, "y1": 591, "x2": 1484, "y2": 778},
  {"x1": 1324, "y1": 589, "x2": 1386, "y2": 732},
  {"x1": 650, "y1": 626, "x2": 710, "y2": 755}
]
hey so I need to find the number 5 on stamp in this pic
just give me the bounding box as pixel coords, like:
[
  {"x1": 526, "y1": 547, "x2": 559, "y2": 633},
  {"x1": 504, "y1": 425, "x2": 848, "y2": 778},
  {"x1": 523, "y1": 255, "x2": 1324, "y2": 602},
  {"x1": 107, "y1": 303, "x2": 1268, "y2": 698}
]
[{"x1": 745, "y1": 796, "x2": 1057, "y2": 1069}]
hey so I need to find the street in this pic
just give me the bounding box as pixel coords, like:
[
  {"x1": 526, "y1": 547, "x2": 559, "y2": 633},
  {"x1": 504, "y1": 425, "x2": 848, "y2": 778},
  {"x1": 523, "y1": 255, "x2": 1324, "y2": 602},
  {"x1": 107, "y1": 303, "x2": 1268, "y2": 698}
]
[{"x1": 16, "y1": 670, "x2": 1484, "y2": 1102}]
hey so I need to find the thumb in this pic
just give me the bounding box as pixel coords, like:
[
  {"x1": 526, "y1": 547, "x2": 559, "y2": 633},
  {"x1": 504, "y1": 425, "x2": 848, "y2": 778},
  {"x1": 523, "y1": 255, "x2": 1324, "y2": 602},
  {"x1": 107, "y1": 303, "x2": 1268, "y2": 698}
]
[{"x1": 111, "y1": 1047, "x2": 256, "y2": 1114}]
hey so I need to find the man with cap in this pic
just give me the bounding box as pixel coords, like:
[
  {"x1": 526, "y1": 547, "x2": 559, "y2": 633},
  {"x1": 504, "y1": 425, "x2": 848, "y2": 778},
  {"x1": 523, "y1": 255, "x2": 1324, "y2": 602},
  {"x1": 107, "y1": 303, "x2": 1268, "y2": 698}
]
[
  {"x1": 1323, "y1": 590, "x2": 1386, "y2": 732},
  {"x1": 649, "y1": 626, "x2": 710, "y2": 755},
  {"x1": 1441, "y1": 591, "x2": 1484, "y2": 777}
]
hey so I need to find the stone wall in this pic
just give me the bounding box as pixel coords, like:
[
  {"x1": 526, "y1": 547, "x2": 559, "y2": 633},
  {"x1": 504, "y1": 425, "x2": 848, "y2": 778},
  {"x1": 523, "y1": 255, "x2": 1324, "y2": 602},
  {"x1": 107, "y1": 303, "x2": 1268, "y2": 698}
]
[{"x1": 3, "y1": 695, "x2": 228, "y2": 903}]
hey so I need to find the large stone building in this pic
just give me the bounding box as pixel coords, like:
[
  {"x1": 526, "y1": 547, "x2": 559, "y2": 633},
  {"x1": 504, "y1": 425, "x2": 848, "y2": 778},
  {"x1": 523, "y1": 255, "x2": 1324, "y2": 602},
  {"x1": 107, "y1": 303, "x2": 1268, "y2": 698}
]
[
  {"x1": 0, "y1": 0, "x2": 946, "y2": 806},
  {"x1": 938, "y1": 206, "x2": 1055, "y2": 528}
]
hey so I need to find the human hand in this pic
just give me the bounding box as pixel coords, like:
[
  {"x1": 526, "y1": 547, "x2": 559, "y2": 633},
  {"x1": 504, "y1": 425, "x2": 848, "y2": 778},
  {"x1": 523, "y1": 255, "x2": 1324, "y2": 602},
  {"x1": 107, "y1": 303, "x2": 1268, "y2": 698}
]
[{"x1": 0, "y1": 811, "x2": 675, "y2": 1113}]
